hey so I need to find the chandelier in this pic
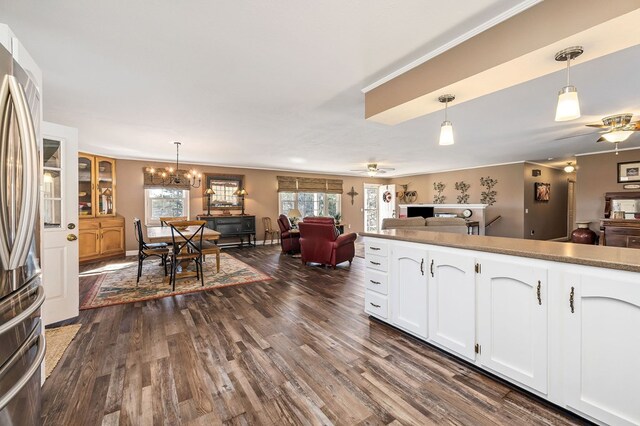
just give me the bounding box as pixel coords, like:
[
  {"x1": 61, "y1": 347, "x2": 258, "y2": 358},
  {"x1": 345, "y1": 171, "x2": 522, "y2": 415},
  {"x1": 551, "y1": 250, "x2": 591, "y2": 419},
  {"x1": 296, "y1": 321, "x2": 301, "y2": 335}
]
[{"x1": 146, "y1": 142, "x2": 201, "y2": 188}]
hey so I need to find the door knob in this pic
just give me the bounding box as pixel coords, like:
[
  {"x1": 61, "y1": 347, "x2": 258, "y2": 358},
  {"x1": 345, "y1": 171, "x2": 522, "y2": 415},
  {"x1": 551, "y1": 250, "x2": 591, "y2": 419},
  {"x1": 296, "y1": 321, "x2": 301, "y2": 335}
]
[{"x1": 67, "y1": 234, "x2": 78, "y2": 241}]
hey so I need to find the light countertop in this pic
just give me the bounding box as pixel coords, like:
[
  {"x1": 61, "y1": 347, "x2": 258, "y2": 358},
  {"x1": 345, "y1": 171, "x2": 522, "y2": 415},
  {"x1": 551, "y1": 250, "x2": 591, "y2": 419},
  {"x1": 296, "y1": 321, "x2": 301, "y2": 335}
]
[{"x1": 360, "y1": 229, "x2": 640, "y2": 273}]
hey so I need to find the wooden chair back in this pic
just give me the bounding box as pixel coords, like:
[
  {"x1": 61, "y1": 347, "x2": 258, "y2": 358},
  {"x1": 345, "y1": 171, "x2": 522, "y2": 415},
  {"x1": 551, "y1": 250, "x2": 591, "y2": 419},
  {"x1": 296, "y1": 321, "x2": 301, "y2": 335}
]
[
  {"x1": 160, "y1": 216, "x2": 188, "y2": 226},
  {"x1": 263, "y1": 217, "x2": 274, "y2": 232},
  {"x1": 168, "y1": 220, "x2": 206, "y2": 257},
  {"x1": 133, "y1": 218, "x2": 145, "y2": 251}
]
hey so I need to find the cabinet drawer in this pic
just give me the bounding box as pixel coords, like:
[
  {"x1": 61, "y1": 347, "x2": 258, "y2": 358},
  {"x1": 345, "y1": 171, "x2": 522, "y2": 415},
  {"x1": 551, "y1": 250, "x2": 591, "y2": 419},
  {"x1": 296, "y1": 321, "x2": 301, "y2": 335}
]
[
  {"x1": 365, "y1": 254, "x2": 388, "y2": 272},
  {"x1": 365, "y1": 269, "x2": 388, "y2": 295},
  {"x1": 79, "y1": 220, "x2": 99, "y2": 230},
  {"x1": 100, "y1": 218, "x2": 124, "y2": 228},
  {"x1": 366, "y1": 241, "x2": 388, "y2": 257},
  {"x1": 365, "y1": 290, "x2": 388, "y2": 319},
  {"x1": 628, "y1": 236, "x2": 640, "y2": 248}
]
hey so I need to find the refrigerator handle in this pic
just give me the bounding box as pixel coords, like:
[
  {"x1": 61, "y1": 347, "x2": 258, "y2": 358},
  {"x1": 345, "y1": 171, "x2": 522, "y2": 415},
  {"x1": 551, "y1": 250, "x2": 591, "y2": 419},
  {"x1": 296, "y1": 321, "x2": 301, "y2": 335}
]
[
  {"x1": 0, "y1": 324, "x2": 46, "y2": 411},
  {"x1": 0, "y1": 284, "x2": 44, "y2": 337},
  {"x1": 0, "y1": 74, "x2": 39, "y2": 271}
]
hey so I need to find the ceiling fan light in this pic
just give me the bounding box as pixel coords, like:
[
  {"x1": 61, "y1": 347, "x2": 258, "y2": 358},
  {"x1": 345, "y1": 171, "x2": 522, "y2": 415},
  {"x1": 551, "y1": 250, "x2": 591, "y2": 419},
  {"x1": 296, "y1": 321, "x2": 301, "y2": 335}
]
[
  {"x1": 367, "y1": 170, "x2": 377, "y2": 177},
  {"x1": 555, "y1": 86, "x2": 580, "y2": 121},
  {"x1": 439, "y1": 121, "x2": 454, "y2": 146},
  {"x1": 602, "y1": 130, "x2": 634, "y2": 143}
]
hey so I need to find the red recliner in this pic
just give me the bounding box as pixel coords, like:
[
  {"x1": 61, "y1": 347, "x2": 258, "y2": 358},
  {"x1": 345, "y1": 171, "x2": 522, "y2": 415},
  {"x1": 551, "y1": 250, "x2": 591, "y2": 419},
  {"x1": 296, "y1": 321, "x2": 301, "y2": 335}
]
[
  {"x1": 298, "y1": 217, "x2": 357, "y2": 268},
  {"x1": 277, "y1": 214, "x2": 301, "y2": 254}
]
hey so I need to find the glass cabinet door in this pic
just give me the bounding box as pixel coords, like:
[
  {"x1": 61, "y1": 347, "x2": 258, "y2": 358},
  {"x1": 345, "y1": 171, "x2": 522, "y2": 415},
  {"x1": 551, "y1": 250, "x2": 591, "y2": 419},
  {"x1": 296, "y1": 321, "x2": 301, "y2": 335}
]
[
  {"x1": 96, "y1": 157, "x2": 116, "y2": 216},
  {"x1": 78, "y1": 153, "x2": 94, "y2": 217},
  {"x1": 43, "y1": 139, "x2": 62, "y2": 228}
]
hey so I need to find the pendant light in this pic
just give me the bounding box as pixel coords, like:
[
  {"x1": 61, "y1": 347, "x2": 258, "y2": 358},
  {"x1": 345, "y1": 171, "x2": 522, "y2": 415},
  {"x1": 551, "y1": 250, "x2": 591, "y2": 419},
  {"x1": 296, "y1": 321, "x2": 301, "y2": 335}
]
[
  {"x1": 438, "y1": 94, "x2": 455, "y2": 146},
  {"x1": 563, "y1": 162, "x2": 575, "y2": 173},
  {"x1": 554, "y1": 46, "x2": 583, "y2": 122}
]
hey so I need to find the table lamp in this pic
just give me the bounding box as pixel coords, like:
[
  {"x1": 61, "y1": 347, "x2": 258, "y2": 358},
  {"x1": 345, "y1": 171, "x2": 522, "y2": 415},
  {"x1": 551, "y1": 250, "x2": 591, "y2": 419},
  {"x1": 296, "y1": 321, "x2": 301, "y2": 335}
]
[
  {"x1": 235, "y1": 188, "x2": 248, "y2": 215},
  {"x1": 287, "y1": 208, "x2": 302, "y2": 227},
  {"x1": 205, "y1": 188, "x2": 215, "y2": 216}
]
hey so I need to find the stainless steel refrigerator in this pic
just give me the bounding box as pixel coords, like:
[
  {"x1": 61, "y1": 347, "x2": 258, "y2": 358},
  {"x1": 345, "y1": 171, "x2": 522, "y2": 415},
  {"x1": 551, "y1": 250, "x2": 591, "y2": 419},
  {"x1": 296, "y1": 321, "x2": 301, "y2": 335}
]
[{"x1": 0, "y1": 42, "x2": 45, "y2": 425}]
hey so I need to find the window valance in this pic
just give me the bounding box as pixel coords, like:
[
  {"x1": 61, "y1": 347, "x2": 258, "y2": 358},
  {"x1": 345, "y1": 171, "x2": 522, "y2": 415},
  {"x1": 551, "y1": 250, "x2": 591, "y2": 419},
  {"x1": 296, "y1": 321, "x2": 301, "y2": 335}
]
[
  {"x1": 277, "y1": 176, "x2": 343, "y2": 194},
  {"x1": 143, "y1": 168, "x2": 192, "y2": 190}
]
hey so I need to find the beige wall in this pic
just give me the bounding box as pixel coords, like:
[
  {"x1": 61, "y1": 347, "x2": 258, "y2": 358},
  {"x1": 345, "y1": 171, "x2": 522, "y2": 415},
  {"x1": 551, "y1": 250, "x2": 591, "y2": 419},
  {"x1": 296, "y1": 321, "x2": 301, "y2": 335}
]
[
  {"x1": 523, "y1": 163, "x2": 570, "y2": 240},
  {"x1": 390, "y1": 163, "x2": 525, "y2": 238},
  {"x1": 576, "y1": 148, "x2": 640, "y2": 233},
  {"x1": 115, "y1": 158, "x2": 387, "y2": 251}
]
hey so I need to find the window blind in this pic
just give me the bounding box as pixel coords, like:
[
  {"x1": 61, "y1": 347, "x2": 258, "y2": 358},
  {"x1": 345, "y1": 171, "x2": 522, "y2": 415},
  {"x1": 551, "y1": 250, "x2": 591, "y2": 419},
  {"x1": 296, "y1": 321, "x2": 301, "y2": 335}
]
[{"x1": 277, "y1": 176, "x2": 343, "y2": 194}]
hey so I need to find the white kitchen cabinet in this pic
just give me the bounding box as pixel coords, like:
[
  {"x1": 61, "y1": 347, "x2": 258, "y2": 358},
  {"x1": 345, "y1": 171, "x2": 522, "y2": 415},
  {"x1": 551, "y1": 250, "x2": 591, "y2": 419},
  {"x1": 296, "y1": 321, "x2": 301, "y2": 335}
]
[
  {"x1": 563, "y1": 270, "x2": 640, "y2": 425},
  {"x1": 477, "y1": 258, "x2": 548, "y2": 394},
  {"x1": 428, "y1": 250, "x2": 476, "y2": 360},
  {"x1": 391, "y1": 244, "x2": 428, "y2": 338}
]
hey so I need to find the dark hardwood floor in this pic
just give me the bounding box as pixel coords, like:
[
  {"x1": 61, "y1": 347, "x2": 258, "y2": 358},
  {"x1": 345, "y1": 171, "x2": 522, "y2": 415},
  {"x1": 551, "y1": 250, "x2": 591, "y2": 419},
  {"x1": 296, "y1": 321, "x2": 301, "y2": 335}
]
[{"x1": 42, "y1": 245, "x2": 585, "y2": 425}]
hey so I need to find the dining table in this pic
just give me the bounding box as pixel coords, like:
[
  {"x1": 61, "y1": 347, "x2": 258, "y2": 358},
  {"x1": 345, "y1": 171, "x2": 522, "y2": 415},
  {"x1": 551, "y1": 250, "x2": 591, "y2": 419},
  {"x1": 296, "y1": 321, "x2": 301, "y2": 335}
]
[
  {"x1": 146, "y1": 225, "x2": 221, "y2": 283},
  {"x1": 146, "y1": 225, "x2": 221, "y2": 244}
]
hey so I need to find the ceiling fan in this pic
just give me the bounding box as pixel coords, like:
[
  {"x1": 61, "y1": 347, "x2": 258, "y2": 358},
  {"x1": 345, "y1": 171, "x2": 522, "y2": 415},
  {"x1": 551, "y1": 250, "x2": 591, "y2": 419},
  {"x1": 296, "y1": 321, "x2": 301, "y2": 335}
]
[
  {"x1": 351, "y1": 163, "x2": 395, "y2": 177},
  {"x1": 585, "y1": 113, "x2": 640, "y2": 143},
  {"x1": 555, "y1": 113, "x2": 640, "y2": 152}
]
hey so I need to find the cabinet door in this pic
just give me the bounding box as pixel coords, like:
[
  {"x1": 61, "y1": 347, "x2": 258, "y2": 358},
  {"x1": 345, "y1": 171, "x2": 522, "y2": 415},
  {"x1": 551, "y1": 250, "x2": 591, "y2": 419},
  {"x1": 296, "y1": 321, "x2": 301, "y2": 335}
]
[
  {"x1": 95, "y1": 157, "x2": 116, "y2": 217},
  {"x1": 100, "y1": 227, "x2": 124, "y2": 255},
  {"x1": 477, "y1": 258, "x2": 548, "y2": 393},
  {"x1": 428, "y1": 250, "x2": 476, "y2": 360},
  {"x1": 391, "y1": 245, "x2": 428, "y2": 338},
  {"x1": 79, "y1": 229, "x2": 100, "y2": 260},
  {"x1": 564, "y1": 272, "x2": 640, "y2": 425},
  {"x1": 78, "y1": 153, "x2": 95, "y2": 218}
]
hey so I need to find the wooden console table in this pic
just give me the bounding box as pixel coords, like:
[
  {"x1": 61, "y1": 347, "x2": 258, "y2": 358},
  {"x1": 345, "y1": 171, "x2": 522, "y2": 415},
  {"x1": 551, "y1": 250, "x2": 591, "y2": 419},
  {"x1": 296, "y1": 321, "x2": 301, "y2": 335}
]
[
  {"x1": 197, "y1": 215, "x2": 256, "y2": 247},
  {"x1": 600, "y1": 191, "x2": 640, "y2": 249}
]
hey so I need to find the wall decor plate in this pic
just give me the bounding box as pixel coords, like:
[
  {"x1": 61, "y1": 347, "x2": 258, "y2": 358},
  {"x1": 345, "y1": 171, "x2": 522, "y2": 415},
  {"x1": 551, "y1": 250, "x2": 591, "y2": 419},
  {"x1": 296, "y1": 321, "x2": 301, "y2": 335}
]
[{"x1": 623, "y1": 183, "x2": 640, "y2": 190}]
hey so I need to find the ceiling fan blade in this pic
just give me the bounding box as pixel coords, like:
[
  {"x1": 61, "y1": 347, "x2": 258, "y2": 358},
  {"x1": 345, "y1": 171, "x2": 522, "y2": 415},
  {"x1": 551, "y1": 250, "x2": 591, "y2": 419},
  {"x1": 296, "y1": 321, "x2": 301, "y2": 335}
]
[
  {"x1": 554, "y1": 131, "x2": 600, "y2": 141},
  {"x1": 349, "y1": 169, "x2": 366, "y2": 172},
  {"x1": 585, "y1": 123, "x2": 609, "y2": 128},
  {"x1": 596, "y1": 136, "x2": 608, "y2": 142}
]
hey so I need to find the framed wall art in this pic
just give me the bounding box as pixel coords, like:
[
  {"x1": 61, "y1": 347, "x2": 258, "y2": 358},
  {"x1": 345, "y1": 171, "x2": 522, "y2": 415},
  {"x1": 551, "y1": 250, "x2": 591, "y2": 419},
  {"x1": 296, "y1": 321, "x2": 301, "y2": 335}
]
[
  {"x1": 617, "y1": 161, "x2": 640, "y2": 183},
  {"x1": 535, "y1": 182, "x2": 551, "y2": 202}
]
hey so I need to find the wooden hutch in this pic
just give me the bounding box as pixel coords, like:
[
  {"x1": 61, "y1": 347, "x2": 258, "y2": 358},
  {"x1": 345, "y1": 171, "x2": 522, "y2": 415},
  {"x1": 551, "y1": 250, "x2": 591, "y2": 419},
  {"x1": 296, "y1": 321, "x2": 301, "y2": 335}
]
[
  {"x1": 78, "y1": 153, "x2": 125, "y2": 263},
  {"x1": 599, "y1": 191, "x2": 640, "y2": 249}
]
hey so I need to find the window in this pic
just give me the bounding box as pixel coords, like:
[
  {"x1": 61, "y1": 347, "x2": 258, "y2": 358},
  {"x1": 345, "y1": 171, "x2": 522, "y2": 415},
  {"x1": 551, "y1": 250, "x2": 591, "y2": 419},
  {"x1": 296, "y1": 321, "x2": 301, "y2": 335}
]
[
  {"x1": 278, "y1": 192, "x2": 341, "y2": 218},
  {"x1": 363, "y1": 184, "x2": 380, "y2": 232},
  {"x1": 145, "y1": 188, "x2": 189, "y2": 226}
]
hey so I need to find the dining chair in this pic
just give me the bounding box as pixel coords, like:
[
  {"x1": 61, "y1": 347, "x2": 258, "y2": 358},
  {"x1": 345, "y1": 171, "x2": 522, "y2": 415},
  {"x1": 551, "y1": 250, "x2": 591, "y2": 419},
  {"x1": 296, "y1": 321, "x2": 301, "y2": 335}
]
[
  {"x1": 133, "y1": 218, "x2": 170, "y2": 285},
  {"x1": 168, "y1": 220, "x2": 206, "y2": 290},
  {"x1": 197, "y1": 241, "x2": 221, "y2": 274},
  {"x1": 262, "y1": 217, "x2": 279, "y2": 245},
  {"x1": 160, "y1": 216, "x2": 188, "y2": 226}
]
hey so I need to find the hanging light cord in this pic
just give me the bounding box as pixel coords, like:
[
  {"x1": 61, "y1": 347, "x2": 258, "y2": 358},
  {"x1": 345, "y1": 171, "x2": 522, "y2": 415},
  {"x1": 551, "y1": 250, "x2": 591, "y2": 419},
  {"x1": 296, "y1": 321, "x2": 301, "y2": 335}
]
[
  {"x1": 444, "y1": 99, "x2": 449, "y2": 121},
  {"x1": 566, "y1": 56, "x2": 571, "y2": 86}
]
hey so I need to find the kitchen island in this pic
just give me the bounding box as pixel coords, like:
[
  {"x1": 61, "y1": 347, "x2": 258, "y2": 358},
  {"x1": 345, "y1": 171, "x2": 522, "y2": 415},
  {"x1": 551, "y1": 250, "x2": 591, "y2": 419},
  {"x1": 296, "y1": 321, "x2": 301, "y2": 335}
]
[{"x1": 360, "y1": 229, "x2": 640, "y2": 426}]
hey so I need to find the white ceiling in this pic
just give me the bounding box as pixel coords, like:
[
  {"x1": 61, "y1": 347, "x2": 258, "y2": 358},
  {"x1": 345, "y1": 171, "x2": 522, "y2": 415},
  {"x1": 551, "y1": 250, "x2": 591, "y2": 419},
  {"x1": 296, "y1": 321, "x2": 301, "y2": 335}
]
[{"x1": 1, "y1": 0, "x2": 639, "y2": 177}]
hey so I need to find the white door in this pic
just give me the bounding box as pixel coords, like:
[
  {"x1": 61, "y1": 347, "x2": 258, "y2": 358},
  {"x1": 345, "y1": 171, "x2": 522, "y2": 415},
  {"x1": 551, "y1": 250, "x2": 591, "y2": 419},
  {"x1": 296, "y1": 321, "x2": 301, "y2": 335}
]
[
  {"x1": 41, "y1": 122, "x2": 79, "y2": 325},
  {"x1": 363, "y1": 183, "x2": 380, "y2": 233},
  {"x1": 378, "y1": 184, "x2": 396, "y2": 229},
  {"x1": 391, "y1": 244, "x2": 428, "y2": 338},
  {"x1": 477, "y1": 258, "x2": 548, "y2": 393},
  {"x1": 564, "y1": 271, "x2": 640, "y2": 425},
  {"x1": 428, "y1": 250, "x2": 476, "y2": 360}
]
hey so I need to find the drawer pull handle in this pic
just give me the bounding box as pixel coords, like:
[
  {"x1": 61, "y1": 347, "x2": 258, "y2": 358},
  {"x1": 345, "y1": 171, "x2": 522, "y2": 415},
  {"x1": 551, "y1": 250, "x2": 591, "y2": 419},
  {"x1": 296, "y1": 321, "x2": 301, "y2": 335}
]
[
  {"x1": 430, "y1": 259, "x2": 434, "y2": 277},
  {"x1": 370, "y1": 261, "x2": 381, "y2": 266},
  {"x1": 369, "y1": 280, "x2": 381, "y2": 285},
  {"x1": 420, "y1": 258, "x2": 424, "y2": 276},
  {"x1": 369, "y1": 302, "x2": 381, "y2": 308},
  {"x1": 370, "y1": 247, "x2": 381, "y2": 251},
  {"x1": 537, "y1": 280, "x2": 542, "y2": 305}
]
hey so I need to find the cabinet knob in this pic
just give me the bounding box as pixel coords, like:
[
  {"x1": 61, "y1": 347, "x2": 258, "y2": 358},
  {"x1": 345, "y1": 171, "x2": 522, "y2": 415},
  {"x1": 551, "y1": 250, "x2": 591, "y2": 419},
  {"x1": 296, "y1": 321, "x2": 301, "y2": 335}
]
[{"x1": 67, "y1": 234, "x2": 78, "y2": 241}]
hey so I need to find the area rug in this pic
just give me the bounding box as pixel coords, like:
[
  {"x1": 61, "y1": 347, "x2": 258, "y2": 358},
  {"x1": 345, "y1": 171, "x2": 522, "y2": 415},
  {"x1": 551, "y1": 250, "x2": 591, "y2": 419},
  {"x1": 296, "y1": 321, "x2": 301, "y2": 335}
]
[
  {"x1": 45, "y1": 324, "x2": 82, "y2": 379},
  {"x1": 80, "y1": 253, "x2": 272, "y2": 310}
]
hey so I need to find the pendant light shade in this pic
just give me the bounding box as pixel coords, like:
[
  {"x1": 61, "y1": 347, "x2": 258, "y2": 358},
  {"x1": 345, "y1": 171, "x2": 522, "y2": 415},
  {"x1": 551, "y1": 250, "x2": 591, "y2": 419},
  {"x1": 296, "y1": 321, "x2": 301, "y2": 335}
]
[
  {"x1": 554, "y1": 47, "x2": 583, "y2": 122},
  {"x1": 439, "y1": 121, "x2": 454, "y2": 146},
  {"x1": 555, "y1": 86, "x2": 580, "y2": 121},
  {"x1": 438, "y1": 94, "x2": 455, "y2": 146}
]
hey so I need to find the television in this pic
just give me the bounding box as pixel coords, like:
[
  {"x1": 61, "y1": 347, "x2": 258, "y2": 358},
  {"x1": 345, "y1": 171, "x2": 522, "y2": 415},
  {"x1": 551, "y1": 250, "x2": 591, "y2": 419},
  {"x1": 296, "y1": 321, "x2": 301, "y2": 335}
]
[{"x1": 407, "y1": 206, "x2": 434, "y2": 218}]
